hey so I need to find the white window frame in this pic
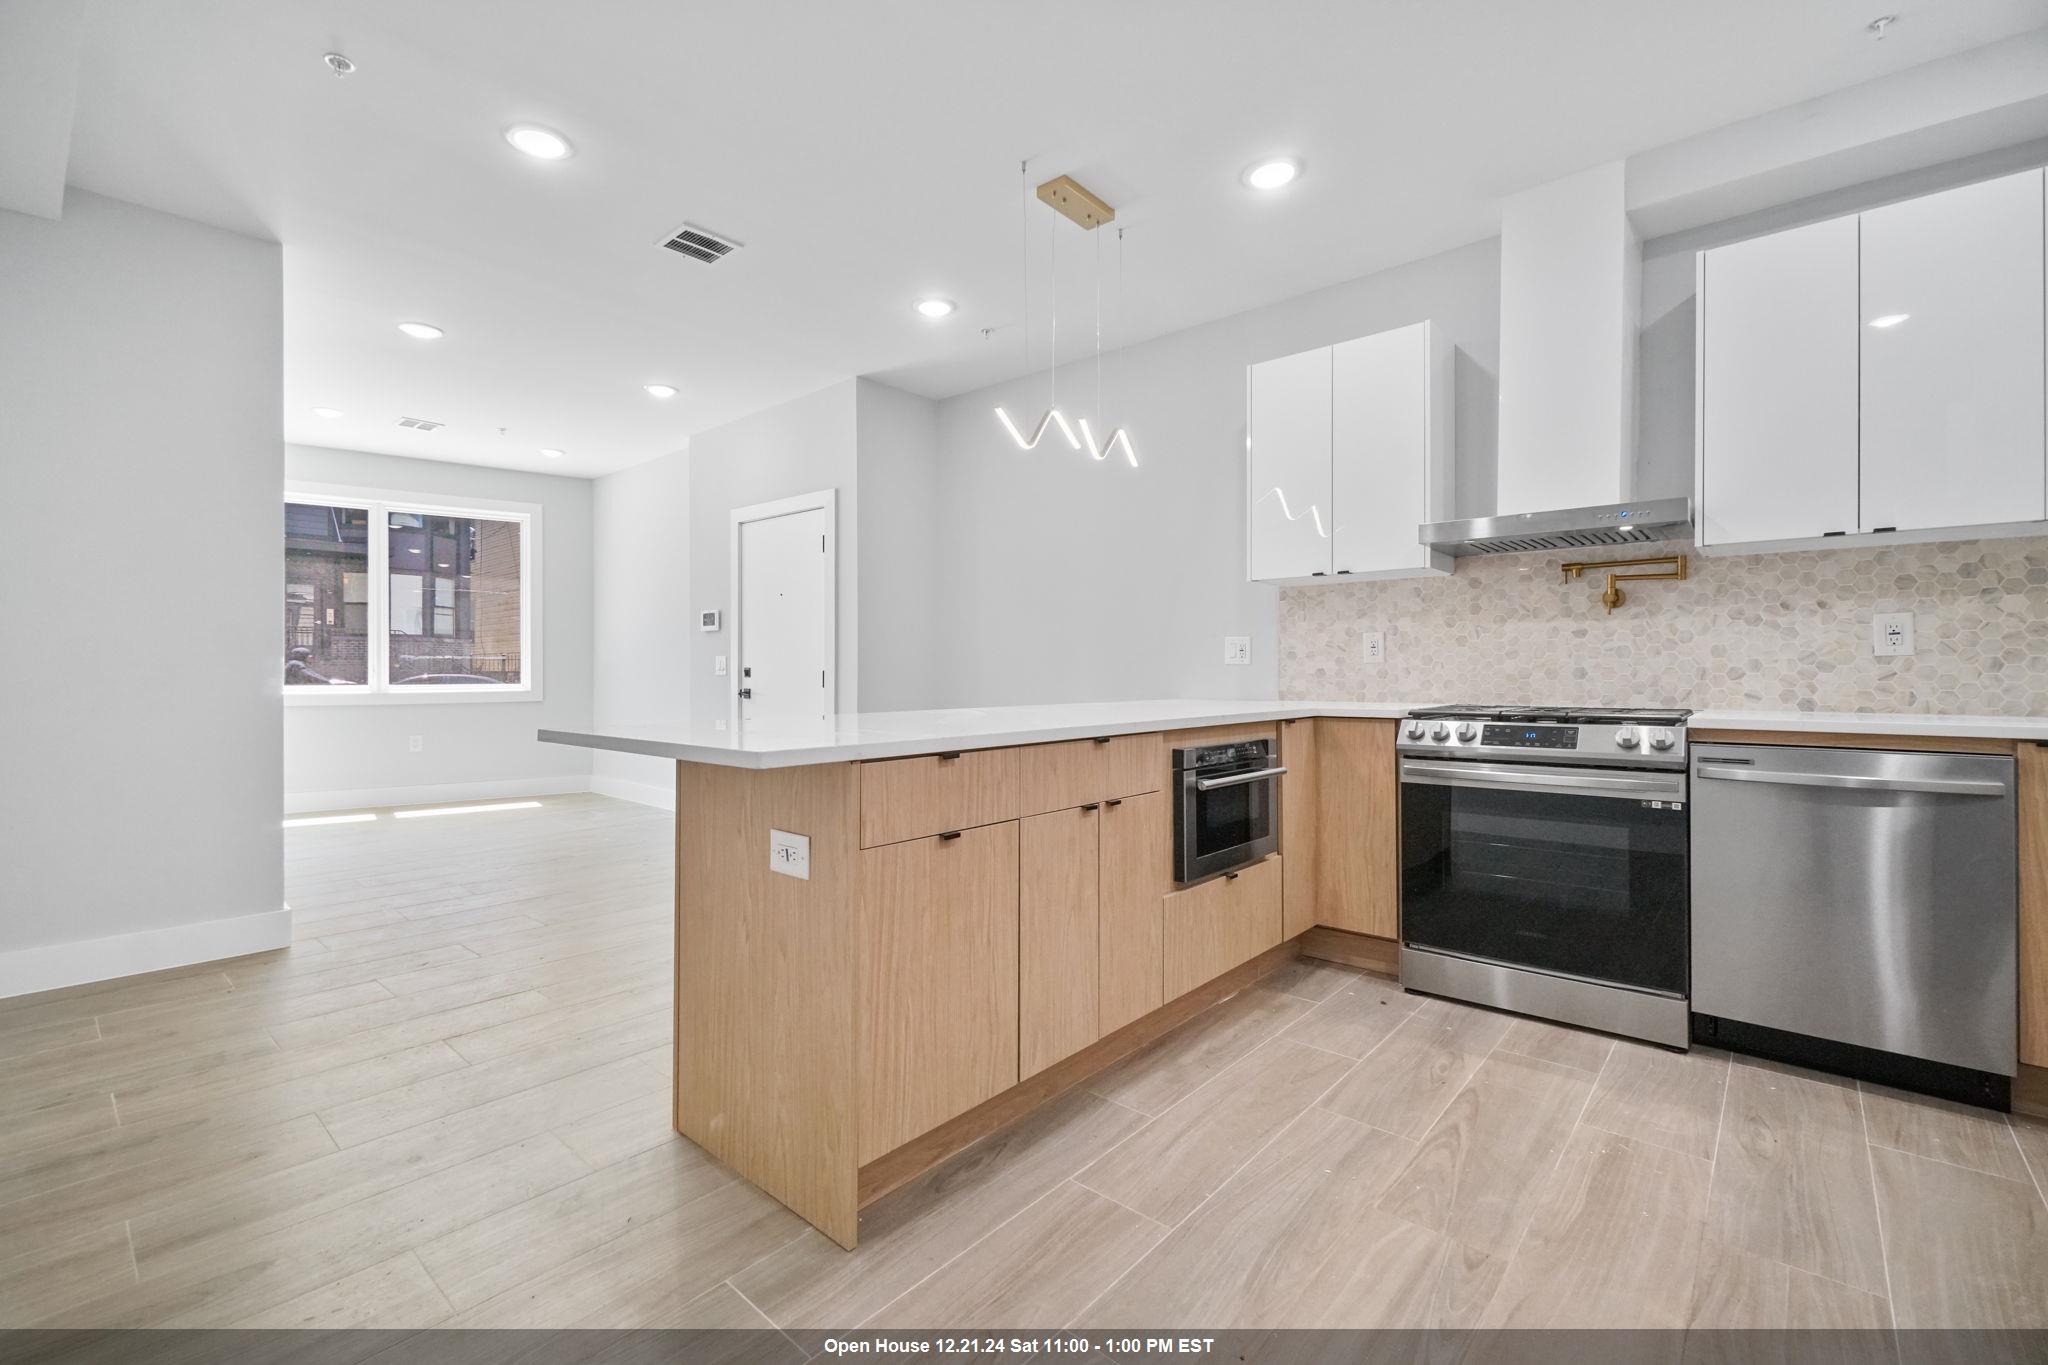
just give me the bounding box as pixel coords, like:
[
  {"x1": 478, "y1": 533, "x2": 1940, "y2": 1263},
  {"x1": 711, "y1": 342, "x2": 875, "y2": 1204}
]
[{"x1": 284, "y1": 482, "x2": 543, "y2": 706}]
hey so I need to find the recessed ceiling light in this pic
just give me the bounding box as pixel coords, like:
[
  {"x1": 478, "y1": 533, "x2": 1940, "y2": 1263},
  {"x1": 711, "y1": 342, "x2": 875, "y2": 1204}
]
[
  {"x1": 310, "y1": 407, "x2": 343, "y2": 419},
  {"x1": 504, "y1": 124, "x2": 573, "y2": 160},
  {"x1": 916, "y1": 298, "x2": 956, "y2": 319},
  {"x1": 1242, "y1": 157, "x2": 1302, "y2": 191},
  {"x1": 397, "y1": 321, "x2": 444, "y2": 340},
  {"x1": 539, "y1": 448, "x2": 565, "y2": 458},
  {"x1": 322, "y1": 52, "x2": 355, "y2": 78},
  {"x1": 644, "y1": 384, "x2": 678, "y2": 398},
  {"x1": 1868, "y1": 313, "x2": 1910, "y2": 328}
]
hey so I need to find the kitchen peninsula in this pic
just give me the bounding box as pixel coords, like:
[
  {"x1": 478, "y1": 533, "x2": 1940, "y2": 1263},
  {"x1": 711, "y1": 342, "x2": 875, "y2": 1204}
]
[{"x1": 543, "y1": 700, "x2": 2048, "y2": 1249}]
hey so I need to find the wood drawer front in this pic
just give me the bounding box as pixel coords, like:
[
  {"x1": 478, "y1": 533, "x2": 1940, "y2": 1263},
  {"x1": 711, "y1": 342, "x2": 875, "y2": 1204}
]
[
  {"x1": 1164, "y1": 855, "x2": 1283, "y2": 1000},
  {"x1": 1020, "y1": 806, "x2": 1101, "y2": 1078},
  {"x1": 857, "y1": 823, "x2": 1020, "y2": 1163},
  {"x1": 860, "y1": 748, "x2": 1020, "y2": 847},
  {"x1": 1016, "y1": 733, "x2": 1163, "y2": 817}
]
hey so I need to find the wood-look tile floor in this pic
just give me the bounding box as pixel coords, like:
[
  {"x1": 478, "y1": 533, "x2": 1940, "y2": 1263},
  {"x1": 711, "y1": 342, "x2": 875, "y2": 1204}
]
[{"x1": 3, "y1": 793, "x2": 2046, "y2": 1336}]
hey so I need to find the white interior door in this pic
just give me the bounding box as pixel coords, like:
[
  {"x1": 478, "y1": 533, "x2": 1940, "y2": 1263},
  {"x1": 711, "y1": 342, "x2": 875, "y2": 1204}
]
[{"x1": 734, "y1": 496, "x2": 834, "y2": 728}]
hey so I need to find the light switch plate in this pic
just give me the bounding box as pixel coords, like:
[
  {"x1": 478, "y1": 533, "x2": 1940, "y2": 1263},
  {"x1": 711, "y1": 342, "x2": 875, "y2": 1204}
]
[
  {"x1": 715, "y1": 655, "x2": 728, "y2": 676},
  {"x1": 1872, "y1": 612, "x2": 1915, "y2": 657},
  {"x1": 1362, "y1": 631, "x2": 1385, "y2": 664},
  {"x1": 1223, "y1": 635, "x2": 1252, "y2": 666},
  {"x1": 769, "y1": 829, "x2": 810, "y2": 880}
]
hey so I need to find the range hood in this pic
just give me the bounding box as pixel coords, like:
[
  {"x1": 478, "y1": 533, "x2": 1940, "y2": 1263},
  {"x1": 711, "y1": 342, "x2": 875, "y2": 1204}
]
[
  {"x1": 1426, "y1": 161, "x2": 1693, "y2": 558},
  {"x1": 1420, "y1": 495, "x2": 1692, "y2": 557}
]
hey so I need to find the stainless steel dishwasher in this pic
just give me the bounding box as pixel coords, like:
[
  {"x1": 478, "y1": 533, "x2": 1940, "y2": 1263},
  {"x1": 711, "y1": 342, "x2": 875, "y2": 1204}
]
[{"x1": 1689, "y1": 742, "x2": 2017, "y2": 1106}]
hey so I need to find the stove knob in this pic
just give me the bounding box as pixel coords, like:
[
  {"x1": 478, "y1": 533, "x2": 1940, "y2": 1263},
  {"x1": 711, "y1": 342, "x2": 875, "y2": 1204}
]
[
  {"x1": 1615, "y1": 726, "x2": 1641, "y2": 750},
  {"x1": 1429, "y1": 723, "x2": 1451, "y2": 742},
  {"x1": 1405, "y1": 721, "x2": 1426, "y2": 741},
  {"x1": 1648, "y1": 728, "x2": 1676, "y2": 751},
  {"x1": 1455, "y1": 722, "x2": 1478, "y2": 742}
]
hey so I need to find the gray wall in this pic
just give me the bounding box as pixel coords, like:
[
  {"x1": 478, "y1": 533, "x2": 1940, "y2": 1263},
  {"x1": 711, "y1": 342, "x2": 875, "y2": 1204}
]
[
  {"x1": 855, "y1": 378, "x2": 943, "y2": 712},
  {"x1": 282, "y1": 445, "x2": 595, "y2": 810},
  {"x1": 591, "y1": 447, "x2": 692, "y2": 805},
  {"x1": 0, "y1": 190, "x2": 283, "y2": 985},
  {"x1": 925, "y1": 236, "x2": 1501, "y2": 708},
  {"x1": 686, "y1": 379, "x2": 860, "y2": 730}
]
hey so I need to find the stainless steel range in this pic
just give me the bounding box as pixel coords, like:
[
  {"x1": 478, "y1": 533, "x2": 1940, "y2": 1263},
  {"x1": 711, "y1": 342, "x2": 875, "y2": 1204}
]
[{"x1": 1397, "y1": 705, "x2": 1692, "y2": 1048}]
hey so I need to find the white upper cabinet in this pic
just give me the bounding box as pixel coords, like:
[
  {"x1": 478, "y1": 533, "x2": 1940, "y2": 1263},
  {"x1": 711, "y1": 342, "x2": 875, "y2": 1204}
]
[
  {"x1": 1247, "y1": 346, "x2": 1333, "y2": 581},
  {"x1": 1697, "y1": 168, "x2": 2048, "y2": 555},
  {"x1": 1697, "y1": 215, "x2": 1861, "y2": 548},
  {"x1": 1858, "y1": 169, "x2": 2046, "y2": 534},
  {"x1": 1332, "y1": 322, "x2": 1452, "y2": 578},
  {"x1": 1248, "y1": 322, "x2": 1452, "y2": 585}
]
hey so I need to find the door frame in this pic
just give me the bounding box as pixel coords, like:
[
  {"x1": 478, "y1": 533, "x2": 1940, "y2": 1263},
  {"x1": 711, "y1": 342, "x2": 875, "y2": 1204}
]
[{"x1": 729, "y1": 488, "x2": 838, "y2": 732}]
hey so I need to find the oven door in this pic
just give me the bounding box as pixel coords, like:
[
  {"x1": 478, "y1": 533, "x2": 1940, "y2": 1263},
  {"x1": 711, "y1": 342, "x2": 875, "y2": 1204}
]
[
  {"x1": 1400, "y1": 758, "x2": 1689, "y2": 995},
  {"x1": 1176, "y1": 763, "x2": 1282, "y2": 884}
]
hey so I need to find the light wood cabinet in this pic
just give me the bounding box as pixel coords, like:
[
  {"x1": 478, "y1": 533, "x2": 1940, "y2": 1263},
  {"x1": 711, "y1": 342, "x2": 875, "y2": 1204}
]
[
  {"x1": 860, "y1": 748, "x2": 1021, "y2": 848},
  {"x1": 2022, "y1": 742, "x2": 2048, "y2": 1070},
  {"x1": 857, "y1": 822, "x2": 1019, "y2": 1162},
  {"x1": 1016, "y1": 733, "x2": 1162, "y2": 817},
  {"x1": 1099, "y1": 791, "x2": 1169, "y2": 1034},
  {"x1": 1164, "y1": 855, "x2": 1283, "y2": 1000},
  {"x1": 1859, "y1": 169, "x2": 2046, "y2": 534},
  {"x1": 1247, "y1": 346, "x2": 1333, "y2": 582},
  {"x1": 1020, "y1": 806, "x2": 1101, "y2": 1078},
  {"x1": 1279, "y1": 718, "x2": 1320, "y2": 938},
  {"x1": 1315, "y1": 718, "x2": 1400, "y2": 939}
]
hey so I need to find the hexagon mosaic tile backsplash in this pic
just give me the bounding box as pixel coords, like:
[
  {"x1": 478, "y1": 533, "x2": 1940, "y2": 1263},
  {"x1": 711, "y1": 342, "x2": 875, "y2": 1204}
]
[{"x1": 1278, "y1": 536, "x2": 2048, "y2": 715}]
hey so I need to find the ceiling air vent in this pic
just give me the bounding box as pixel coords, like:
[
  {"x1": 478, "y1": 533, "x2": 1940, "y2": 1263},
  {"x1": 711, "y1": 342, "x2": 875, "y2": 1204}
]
[
  {"x1": 658, "y1": 221, "x2": 742, "y2": 264},
  {"x1": 395, "y1": 416, "x2": 444, "y2": 432}
]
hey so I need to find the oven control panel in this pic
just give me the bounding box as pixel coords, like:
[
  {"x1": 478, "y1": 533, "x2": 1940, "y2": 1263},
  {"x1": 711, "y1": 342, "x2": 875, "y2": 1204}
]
[{"x1": 1481, "y1": 724, "x2": 1579, "y2": 750}]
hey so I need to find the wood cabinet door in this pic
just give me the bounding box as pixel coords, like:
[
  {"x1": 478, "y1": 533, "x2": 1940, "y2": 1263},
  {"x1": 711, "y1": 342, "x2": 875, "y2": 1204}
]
[
  {"x1": 1331, "y1": 322, "x2": 1445, "y2": 576},
  {"x1": 1859, "y1": 169, "x2": 2046, "y2": 534},
  {"x1": 1315, "y1": 719, "x2": 1400, "y2": 938},
  {"x1": 1163, "y1": 855, "x2": 1283, "y2": 1000},
  {"x1": 858, "y1": 822, "x2": 1020, "y2": 1162},
  {"x1": 1279, "y1": 718, "x2": 1320, "y2": 938},
  {"x1": 1697, "y1": 214, "x2": 1860, "y2": 547},
  {"x1": 2021, "y1": 742, "x2": 2048, "y2": 1070},
  {"x1": 1020, "y1": 806, "x2": 1101, "y2": 1078},
  {"x1": 1247, "y1": 346, "x2": 1333, "y2": 581},
  {"x1": 1099, "y1": 791, "x2": 1168, "y2": 1034}
]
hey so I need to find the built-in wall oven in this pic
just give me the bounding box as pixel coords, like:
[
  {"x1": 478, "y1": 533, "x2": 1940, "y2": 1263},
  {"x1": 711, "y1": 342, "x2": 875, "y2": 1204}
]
[
  {"x1": 1398, "y1": 706, "x2": 1692, "y2": 1048},
  {"x1": 1173, "y1": 739, "x2": 1283, "y2": 885}
]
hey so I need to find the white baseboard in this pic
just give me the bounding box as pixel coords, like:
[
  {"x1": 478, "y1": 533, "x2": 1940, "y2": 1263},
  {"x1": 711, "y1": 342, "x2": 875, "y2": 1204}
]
[
  {"x1": 0, "y1": 908, "x2": 294, "y2": 1000},
  {"x1": 284, "y1": 774, "x2": 592, "y2": 815},
  {"x1": 589, "y1": 773, "x2": 676, "y2": 811}
]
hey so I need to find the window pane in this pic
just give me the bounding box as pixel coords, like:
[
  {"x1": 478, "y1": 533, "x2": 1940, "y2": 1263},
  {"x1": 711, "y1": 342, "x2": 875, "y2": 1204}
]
[
  {"x1": 389, "y1": 511, "x2": 523, "y2": 685},
  {"x1": 284, "y1": 502, "x2": 369, "y2": 685}
]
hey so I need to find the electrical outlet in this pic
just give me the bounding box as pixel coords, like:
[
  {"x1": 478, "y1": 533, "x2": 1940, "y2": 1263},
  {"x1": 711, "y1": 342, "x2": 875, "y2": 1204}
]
[
  {"x1": 408, "y1": 735, "x2": 423, "y2": 753},
  {"x1": 1223, "y1": 635, "x2": 1252, "y2": 666},
  {"x1": 1362, "y1": 631, "x2": 1386, "y2": 664},
  {"x1": 769, "y1": 828, "x2": 810, "y2": 880},
  {"x1": 714, "y1": 655, "x2": 727, "y2": 676},
  {"x1": 1872, "y1": 612, "x2": 1915, "y2": 657}
]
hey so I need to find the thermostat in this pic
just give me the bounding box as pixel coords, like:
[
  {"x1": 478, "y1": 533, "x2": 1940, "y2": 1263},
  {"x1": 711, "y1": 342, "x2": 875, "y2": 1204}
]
[{"x1": 700, "y1": 610, "x2": 721, "y2": 632}]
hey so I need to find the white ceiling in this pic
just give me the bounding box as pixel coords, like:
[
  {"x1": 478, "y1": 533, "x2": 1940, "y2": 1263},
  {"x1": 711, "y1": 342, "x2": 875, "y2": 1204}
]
[{"x1": 60, "y1": 1, "x2": 2048, "y2": 476}]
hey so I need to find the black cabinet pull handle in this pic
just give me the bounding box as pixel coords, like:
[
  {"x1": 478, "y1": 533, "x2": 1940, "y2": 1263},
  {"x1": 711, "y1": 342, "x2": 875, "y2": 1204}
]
[
  {"x1": 936, "y1": 751, "x2": 961, "y2": 761},
  {"x1": 1080, "y1": 803, "x2": 1100, "y2": 813},
  {"x1": 938, "y1": 830, "x2": 962, "y2": 841},
  {"x1": 1823, "y1": 530, "x2": 1846, "y2": 537},
  {"x1": 1094, "y1": 735, "x2": 1112, "y2": 744},
  {"x1": 1872, "y1": 526, "x2": 1897, "y2": 534},
  {"x1": 1225, "y1": 871, "x2": 1240, "y2": 880},
  {"x1": 1104, "y1": 798, "x2": 1123, "y2": 808}
]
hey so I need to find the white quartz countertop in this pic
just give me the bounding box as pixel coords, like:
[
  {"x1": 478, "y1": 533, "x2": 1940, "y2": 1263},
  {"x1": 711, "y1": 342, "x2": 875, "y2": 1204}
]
[
  {"x1": 539, "y1": 699, "x2": 1421, "y2": 769},
  {"x1": 542, "y1": 700, "x2": 2048, "y2": 769},
  {"x1": 1687, "y1": 709, "x2": 2048, "y2": 742}
]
